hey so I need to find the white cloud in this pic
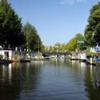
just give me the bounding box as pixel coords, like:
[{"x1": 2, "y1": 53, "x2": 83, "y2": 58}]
[{"x1": 59, "y1": 0, "x2": 87, "y2": 5}]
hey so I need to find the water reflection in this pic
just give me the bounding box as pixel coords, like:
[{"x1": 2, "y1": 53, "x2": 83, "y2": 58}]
[
  {"x1": 0, "y1": 63, "x2": 20, "y2": 100},
  {"x1": 1, "y1": 64, "x2": 12, "y2": 84},
  {"x1": 84, "y1": 65, "x2": 100, "y2": 100},
  {"x1": 0, "y1": 61, "x2": 100, "y2": 100},
  {"x1": 0, "y1": 62, "x2": 42, "y2": 100},
  {"x1": 93, "y1": 66, "x2": 100, "y2": 88}
]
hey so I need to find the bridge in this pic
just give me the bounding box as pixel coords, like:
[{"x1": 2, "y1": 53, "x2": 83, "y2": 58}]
[{"x1": 42, "y1": 52, "x2": 71, "y2": 59}]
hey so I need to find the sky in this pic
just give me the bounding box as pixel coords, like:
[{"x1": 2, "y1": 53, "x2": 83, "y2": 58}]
[{"x1": 10, "y1": 0, "x2": 100, "y2": 46}]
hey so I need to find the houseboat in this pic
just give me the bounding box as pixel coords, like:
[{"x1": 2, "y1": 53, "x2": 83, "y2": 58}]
[
  {"x1": 0, "y1": 48, "x2": 13, "y2": 64},
  {"x1": 88, "y1": 45, "x2": 100, "y2": 65}
]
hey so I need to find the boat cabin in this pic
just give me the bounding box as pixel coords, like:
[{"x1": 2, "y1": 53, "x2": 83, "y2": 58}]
[{"x1": 0, "y1": 49, "x2": 12, "y2": 60}]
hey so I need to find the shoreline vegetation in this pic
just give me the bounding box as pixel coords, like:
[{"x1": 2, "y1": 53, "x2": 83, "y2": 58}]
[{"x1": 0, "y1": 1, "x2": 100, "y2": 65}]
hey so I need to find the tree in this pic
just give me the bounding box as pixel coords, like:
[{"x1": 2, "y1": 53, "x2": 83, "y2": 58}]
[
  {"x1": 44, "y1": 43, "x2": 67, "y2": 53},
  {"x1": 45, "y1": 33, "x2": 85, "y2": 53},
  {"x1": 66, "y1": 37, "x2": 77, "y2": 51},
  {"x1": 84, "y1": 2, "x2": 100, "y2": 46},
  {"x1": 0, "y1": 0, "x2": 24, "y2": 48},
  {"x1": 66, "y1": 33, "x2": 85, "y2": 51},
  {"x1": 22, "y1": 22, "x2": 43, "y2": 51}
]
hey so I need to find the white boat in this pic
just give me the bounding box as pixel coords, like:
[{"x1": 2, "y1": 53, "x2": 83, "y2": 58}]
[
  {"x1": 80, "y1": 53, "x2": 87, "y2": 62},
  {"x1": 88, "y1": 45, "x2": 100, "y2": 65}
]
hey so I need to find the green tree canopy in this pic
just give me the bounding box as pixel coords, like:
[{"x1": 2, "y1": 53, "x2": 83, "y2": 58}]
[
  {"x1": 84, "y1": 2, "x2": 100, "y2": 46},
  {"x1": 0, "y1": 0, "x2": 24, "y2": 48},
  {"x1": 66, "y1": 33, "x2": 85, "y2": 51},
  {"x1": 44, "y1": 43, "x2": 67, "y2": 53},
  {"x1": 45, "y1": 33, "x2": 85, "y2": 53},
  {"x1": 22, "y1": 22, "x2": 43, "y2": 51}
]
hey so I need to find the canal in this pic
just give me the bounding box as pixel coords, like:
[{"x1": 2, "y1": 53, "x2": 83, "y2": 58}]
[{"x1": 0, "y1": 60, "x2": 100, "y2": 100}]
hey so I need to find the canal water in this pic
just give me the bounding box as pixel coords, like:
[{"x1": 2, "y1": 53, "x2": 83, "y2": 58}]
[{"x1": 0, "y1": 60, "x2": 100, "y2": 100}]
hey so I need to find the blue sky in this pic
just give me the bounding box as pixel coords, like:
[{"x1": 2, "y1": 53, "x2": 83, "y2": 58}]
[{"x1": 10, "y1": 0, "x2": 100, "y2": 46}]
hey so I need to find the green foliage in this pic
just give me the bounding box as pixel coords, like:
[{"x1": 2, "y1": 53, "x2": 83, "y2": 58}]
[
  {"x1": 66, "y1": 39, "x2": 77, "y2": 51},
  {"x1": 0, "y1": 0, "x2": 24, "y2": 48},
  {"x1": 66, "y1": 33, "x2": 85, "y2": 51},
  {"x1": 44, "y1": 43, "x2": 67, "y2": 53},
  {"x1": 45, "y1": 33, "x2": 85, "y2": 52},
  {"x1": 84, "y1": 2, "x2": 100, "y2": 46},
  {"x1": 22, "y1": 22, "x2": 43, "y2": 51}
]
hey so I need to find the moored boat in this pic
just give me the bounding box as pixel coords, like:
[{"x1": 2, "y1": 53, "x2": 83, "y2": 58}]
[
  {"x1": 0, "y1": 59, "x2": 13, "y2": 64},
  {"x1": 87, "y1": 45, "x2": 100, "y2": 65},
  {"x1": 20, "y1": 59, "x2": 31, "y2": 63},
  {"x1": 79, "y1": 53, "x2": 87, "y2": 62}
]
